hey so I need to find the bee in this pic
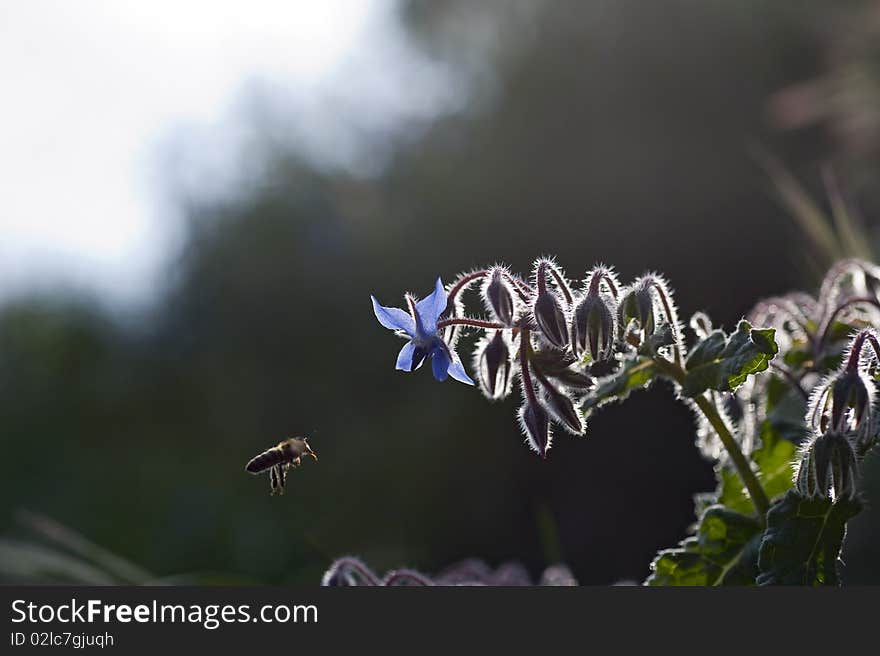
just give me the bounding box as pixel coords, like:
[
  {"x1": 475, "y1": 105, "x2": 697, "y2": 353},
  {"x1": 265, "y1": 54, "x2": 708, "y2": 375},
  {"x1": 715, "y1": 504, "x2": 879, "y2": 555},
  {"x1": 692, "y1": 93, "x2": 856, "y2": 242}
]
[{"x1": 245, "y1": 437, "x2": 318, "y2": 495}]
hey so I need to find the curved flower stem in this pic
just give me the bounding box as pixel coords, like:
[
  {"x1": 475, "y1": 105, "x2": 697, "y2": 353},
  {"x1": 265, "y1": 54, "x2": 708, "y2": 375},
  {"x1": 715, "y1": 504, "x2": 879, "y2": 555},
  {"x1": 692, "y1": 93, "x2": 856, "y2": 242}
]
[
  {"x1": 518, "y1": 328, "x2": 539, "y2": 406},
  {"x1": 769, "y1": 362, "x2": 809, "y2": 400},
  {"x1": 447, "y1": 270, "x2": 488, "y2": 303},
  {"x1": 326, "y1": 557, "x2": 381, "y2": 586},
  {"x1": 588, "y1": 269, "x2": 619, "y2": 298},
  {"x1": 548, "y1": 269, "x2": 573, "y2": 304},
  {"x1": 844, "y1": 328, "x2": 880, "y2": 372},
  {"x1": 505, "y1": 274, "x2": 534, "y2": 300},
  {"x1": 645, "y1": 278, "x2": 682, "y2": 366},
  {"x1": 536, "y1": 260, "x2": 573, "y2": 304},
  {"x1": 654, "y1": 357, "x2": 770, "y2": 521},
  {"x1": 437, "y1": 317, "x2": 507, "y2": 330},
  {"x1": 382, "y1": 569, "x2": 435, "y2": 586},
  {"x1": 816, "y1": 296, "x2": 880, "y2": 355}
]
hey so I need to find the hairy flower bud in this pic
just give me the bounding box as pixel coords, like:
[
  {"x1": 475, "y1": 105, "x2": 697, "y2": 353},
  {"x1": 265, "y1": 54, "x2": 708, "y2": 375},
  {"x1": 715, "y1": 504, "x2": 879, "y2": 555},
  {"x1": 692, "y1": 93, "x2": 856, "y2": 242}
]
[
  {"x1": 483, "y1": 268, "x2": 517, "y2": 326},
  {"x1": 619, "y1": 280, "x2": 656, "y2": 338},
  {"x1": 475, "y1": 331, "x2": 513, "y2": 400},
  {"x1": 536, "y1": 375, "x2": 584, "y2": 435},
  {"x1": 807, "y1": 368, "x2": 874, "y2": 442},
  {"x1": 518, "y1": 400, "x2": 552, "y2": 457},
  {"x1": 831, "y1": 370, "x2": 870, "y2": 433},
  {"x1": 795, "y1": 432, "x2": 858, "y2": 500},
  {"x1": 533, "y1": 291, "x2": 569, "y2": 348},
  {"x1": 571, "y1": 291, "x2": 616, "y2": 362}
]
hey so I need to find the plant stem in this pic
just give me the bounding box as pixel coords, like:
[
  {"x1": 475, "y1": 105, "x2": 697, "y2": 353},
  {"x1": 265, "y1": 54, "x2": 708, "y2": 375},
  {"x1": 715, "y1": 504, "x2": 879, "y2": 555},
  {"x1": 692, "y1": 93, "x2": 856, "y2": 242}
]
[
  {"x1": 654, "y1": 357, "x2": 771, "y2": 520},
  {"x1": 437, "y1": 317, "x2": 507, "y2": 330},
  {"x1": 693, "y1": 395, "x2": 770, "y2": 519}
]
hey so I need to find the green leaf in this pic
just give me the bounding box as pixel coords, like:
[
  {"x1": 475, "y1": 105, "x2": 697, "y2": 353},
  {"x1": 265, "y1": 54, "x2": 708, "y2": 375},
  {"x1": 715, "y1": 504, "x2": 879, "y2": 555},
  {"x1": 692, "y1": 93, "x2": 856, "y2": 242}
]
[
  {"x1": 637, "y1": 324, "x2": 675, "y2": 356},
  {"x1": 681, "y1": 321, "x2": 778, "y2": 397},
  {"x1": 764, "y1": 375, "x2": 809, "y2": 443},
  {"x1": 717, "y1": 468, "x2": 754, "y2": 515},
  {"x1": 782, "y1": 346, "x2": 811, "y2": 369},
  {"x1": 581, "y1": 356, "x2": 655, "y2": 416},
  {"x1": 646, "y1": 506, "x2": 762, "y2": 586},
  {"x1": 753, "y1": 423, "x2": 797, "y2": 503},
  {"x1": 756, "y1": 490, "x2": 862, "y2": 586}
]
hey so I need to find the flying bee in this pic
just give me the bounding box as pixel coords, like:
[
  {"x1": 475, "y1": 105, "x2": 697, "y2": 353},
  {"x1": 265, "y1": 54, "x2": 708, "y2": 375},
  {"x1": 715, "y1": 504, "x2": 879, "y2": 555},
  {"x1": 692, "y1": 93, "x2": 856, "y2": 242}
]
[{"x1": 245, "y1": 437, "x2": 317, "y2": 495}]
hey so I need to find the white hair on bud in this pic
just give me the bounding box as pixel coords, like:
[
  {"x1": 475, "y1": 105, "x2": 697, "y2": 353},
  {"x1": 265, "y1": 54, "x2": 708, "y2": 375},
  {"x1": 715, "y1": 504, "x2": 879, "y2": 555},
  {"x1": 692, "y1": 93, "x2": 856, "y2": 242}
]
[
  {"x1": 805, "y1": 374, "x2": 835, "y2": 434},
  {"x1": 532, "y1": 255, "x2": 574, "y2": 304},
  {"x1": 689, "y1": 311, "x2": 714, "y2": 340},
  {"x1": 629, "y1": 272, "x2": 685, "y2": 360},
  {"x1": 516, "y1": 387, "x2": 553, "y2": 456},
  {"x1": 480, "y1": 263, "x2": 520, "y2": 326},
  {"x1": 582, "y1": 263, "x2": 621, "y2": 298},
  {"x1": 471, "y1": 330, "x2": 516, "y2": 402}
]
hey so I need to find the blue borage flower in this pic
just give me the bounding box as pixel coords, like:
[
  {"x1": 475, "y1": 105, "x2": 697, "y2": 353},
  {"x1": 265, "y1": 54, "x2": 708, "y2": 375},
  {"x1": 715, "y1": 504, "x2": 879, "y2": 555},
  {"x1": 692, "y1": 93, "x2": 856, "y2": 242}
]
[{"x1": 371, "y1": 278, "x2": 474, "y2": 385}]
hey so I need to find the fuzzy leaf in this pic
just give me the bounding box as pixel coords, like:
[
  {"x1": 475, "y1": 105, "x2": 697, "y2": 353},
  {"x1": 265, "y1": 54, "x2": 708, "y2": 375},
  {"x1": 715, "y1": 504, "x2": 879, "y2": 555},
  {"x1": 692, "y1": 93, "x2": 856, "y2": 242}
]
[
  {"x1": 757, "y1": 490, "x2": 861, "y2": 586},
  {"x1": 581, "y1": 356, "x2": 655, "y2": 415},
  {"x1": 753, "y1": 423, "x2": 797, "y2": 502},
  {"x1": 681, "y1": 321, "x2": 778, "y2": 397},
  {"x1": 764, "y1": 375, "x2": 809, "y2": 443},
  {"x1": 637, "y1": 324, "x2": 675, "y2": 356},
  {"x1": 717, "y1": 469, "x2": 754, "y2": 515},
  {"x1": 646, "y1": 506, "x2": 762, "y2": 586}
]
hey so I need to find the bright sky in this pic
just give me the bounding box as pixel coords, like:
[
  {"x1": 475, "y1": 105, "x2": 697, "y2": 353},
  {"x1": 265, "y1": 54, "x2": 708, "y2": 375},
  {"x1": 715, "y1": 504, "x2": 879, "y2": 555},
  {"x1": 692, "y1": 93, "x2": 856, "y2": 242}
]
[{"x1": 0, "y1": 0, "x2": 449, "y2": 303}]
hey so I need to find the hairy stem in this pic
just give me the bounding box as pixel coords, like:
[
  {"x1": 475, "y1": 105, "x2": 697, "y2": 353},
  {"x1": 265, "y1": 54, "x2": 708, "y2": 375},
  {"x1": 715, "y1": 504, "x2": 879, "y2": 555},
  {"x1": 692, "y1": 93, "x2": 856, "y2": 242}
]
[
  {"x1": 447, "y1": 270, "x2": 488, "y2": 304},
  {"x1": 437, "y1": 317, "x2": 507, "y2": 330},
  {"x1": 646, "y1": 278, "x2": 682, "y2": 366},
  {"x1": 844, "y1": 328, "x2": 880, "y2": 372},
  {"x1": 519, "y1": 328, "x2": 539, "y2": 406},
  {"x1": 382, "y1": 569, "x2": 435, "y2": 586},
  {"x1": 694, "y1": 395, "x2": 770, "y2": 519},
  {"x1": 655, "y1": 357, "x2": 770, "y2": 520},
  {"x1": 817, "y1": 296, "x2": 880, "y2": 355}
]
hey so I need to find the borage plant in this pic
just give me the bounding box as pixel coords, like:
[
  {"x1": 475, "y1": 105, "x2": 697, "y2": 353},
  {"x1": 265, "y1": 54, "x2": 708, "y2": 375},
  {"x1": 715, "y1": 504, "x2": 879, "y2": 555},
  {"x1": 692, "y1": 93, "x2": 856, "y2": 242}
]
[{"x1": 347, "y1": 257, "x2": 880, "y2": 586}]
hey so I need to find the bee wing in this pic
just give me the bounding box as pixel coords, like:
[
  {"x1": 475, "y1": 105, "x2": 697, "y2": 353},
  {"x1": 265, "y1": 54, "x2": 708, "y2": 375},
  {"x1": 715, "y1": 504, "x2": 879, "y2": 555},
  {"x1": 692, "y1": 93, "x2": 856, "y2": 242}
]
[{"x1": 246, "y1": 449, "x2": 279, "y2": 474}]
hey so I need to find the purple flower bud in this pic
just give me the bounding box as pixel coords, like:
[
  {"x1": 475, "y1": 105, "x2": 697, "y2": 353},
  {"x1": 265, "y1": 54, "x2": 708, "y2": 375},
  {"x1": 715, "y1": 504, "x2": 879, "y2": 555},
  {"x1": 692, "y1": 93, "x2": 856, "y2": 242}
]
[
  {"x1": 483, "y1": 268, "x2": 517, "y2": 326},
  {"x1": 538, "y1": 380, "x2": 584, "y2": 435},
  {"x1": 518, "y1": 400, "x2": 552, "y2": 458},
  {"x1": 618, "y1": 281, "x2": 655, "y2": 339},
  {"x1": 533, "y1": 290, "x2": 569, "y2": 349},
  {"x1": 807, "y1": 368, "x2": 874, "y2": 442},
  {"x1": 795, "y1": 432, "x2": 858, "y2": 500},
  {"x1": 830, "y1": 370, "x2": 870, "y2": 433},
  {"x1": 571, "y1": 291, "x2": 617, "y2": 362},
  {"x1": 475, "y1": 331, "x2": 513, "y2": 400}
]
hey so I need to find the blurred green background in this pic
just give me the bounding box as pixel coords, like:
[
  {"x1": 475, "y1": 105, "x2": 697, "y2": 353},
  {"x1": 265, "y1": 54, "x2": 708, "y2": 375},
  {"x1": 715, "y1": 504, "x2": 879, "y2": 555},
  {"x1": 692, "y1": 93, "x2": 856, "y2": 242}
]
[{"x1": 3, "y1": 0, "x2": 880, "y2": 584}]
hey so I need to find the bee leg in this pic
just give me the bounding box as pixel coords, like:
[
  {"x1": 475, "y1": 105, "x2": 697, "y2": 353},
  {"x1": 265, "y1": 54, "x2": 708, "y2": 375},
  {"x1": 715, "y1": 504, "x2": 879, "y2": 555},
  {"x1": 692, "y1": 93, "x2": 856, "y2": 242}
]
[
  {"x1": 277, "y1": 464, "x2": 287, "y2": 495},
  {"x1": 269, "y1": 465, "x2": 280, "y2": 495},
  {"x1": 291, "y1": 457, "x2": 302, "y2": 469}
]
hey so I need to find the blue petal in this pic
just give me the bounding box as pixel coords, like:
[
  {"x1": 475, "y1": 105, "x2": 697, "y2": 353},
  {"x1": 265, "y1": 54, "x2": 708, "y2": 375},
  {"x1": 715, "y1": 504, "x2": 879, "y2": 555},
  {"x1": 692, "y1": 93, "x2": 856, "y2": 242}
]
[
  {"x1": 431, "y1": 346, "x2": 451, "y2": 382},
  {"x1": 395, "y1": 341, "x2": 427, "y2": 371},
  {"x1": 372, "y1": 295, "x2": 415, "y2": 335},
  {"x1": 415, "y1": 277, "x2": 448, "y2": 335},
  {"x1": 446, "y1": 352, "x2": 475, "y2": 385}
]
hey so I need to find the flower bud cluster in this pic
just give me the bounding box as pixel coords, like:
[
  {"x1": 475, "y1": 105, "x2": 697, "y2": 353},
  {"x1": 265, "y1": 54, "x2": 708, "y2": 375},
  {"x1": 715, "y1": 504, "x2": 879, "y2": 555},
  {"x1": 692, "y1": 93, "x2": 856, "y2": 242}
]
[
  {"x1": 741, "y1": 263, "x2": 880, "y2": 507},
  {"x1": 805, "y1": 328, "x2": 880, "y2": 445},
  {"x1": 440, "y1": 258, "x2": 684, "y2": 457},
  {"x1": 322, "y1": 556, "x2": 578, "y2": 586},
  {"x1": 795, "y1": 431, "x2": 858, "y2": 501}
]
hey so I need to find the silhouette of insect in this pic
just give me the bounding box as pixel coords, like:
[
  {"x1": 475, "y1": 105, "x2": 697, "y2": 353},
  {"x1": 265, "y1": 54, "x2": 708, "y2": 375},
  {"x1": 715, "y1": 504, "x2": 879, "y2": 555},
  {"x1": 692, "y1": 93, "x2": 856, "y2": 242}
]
[{"x1": 245, "y1": 437, "x2": 317, "y2": 495}]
